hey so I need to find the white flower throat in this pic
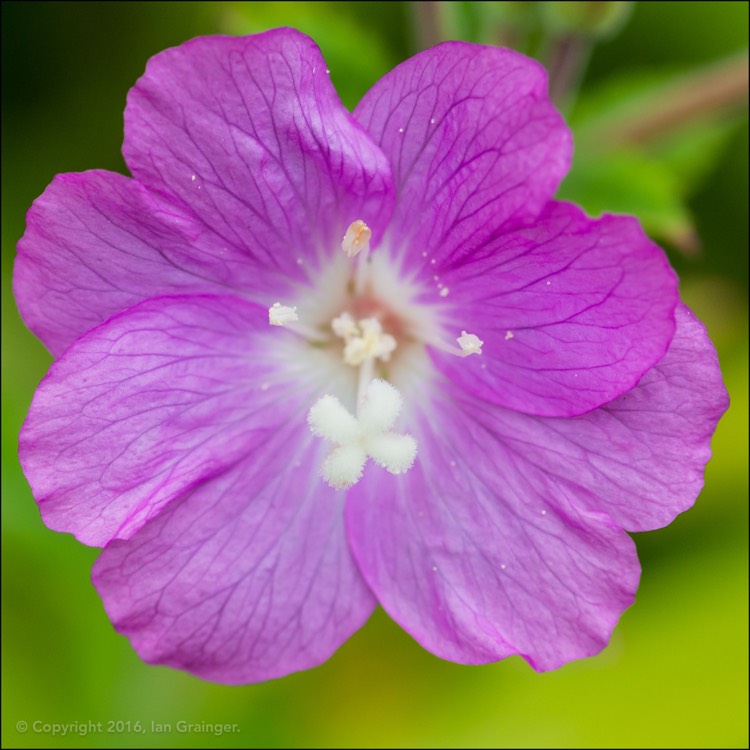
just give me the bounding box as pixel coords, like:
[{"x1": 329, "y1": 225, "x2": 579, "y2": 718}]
[{"x1": 268, "y1": 220, "x2": 482, "y2": 490}]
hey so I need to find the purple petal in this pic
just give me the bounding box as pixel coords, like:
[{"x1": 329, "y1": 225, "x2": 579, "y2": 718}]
[
  {"x1": 346, "y1": 305, "x2": 724, "y2": 669},
  {"x1": 354, "y1": 42, "x2": 570, "y2": 267},
  {"x1": 431, "y1": 202, "x2": 679, "y2": 416},
  {"x1": 346, "y1": 397, "x2": 641, "y2": 671},
  {"x1": 512, "y1": 303, "x2": 728, "y2": 531},
  {"x1": 92, "y1": 420, "x2": 375, "y2": 685},
  {"x1": 19, "y1": 294, "x2": 322, "y2": 547},
  {"x1": 124, "y1": 30, "x2": 393, "y2": 276},
  {"x1": 15, "y1": 171, "x2": 268, "y2": 356}
]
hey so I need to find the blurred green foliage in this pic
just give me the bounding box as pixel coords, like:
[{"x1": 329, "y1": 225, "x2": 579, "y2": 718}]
[
  {"x1": 2, "y1": 2, "x2": 747, "y2": 748},
  {"x1": 537, "y1": 1, "x2": 634, "y2": 39}
]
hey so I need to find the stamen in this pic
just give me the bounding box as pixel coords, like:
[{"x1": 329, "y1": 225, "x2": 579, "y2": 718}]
[
  {"x1": 332, "y1": 314, "x2": 397, "y2": 367},
  {"x1": 268, "y1": 302, "x2": 298, "y2": 326},
  {"x1": 414, "y1": 329, "x2": 486, "y2": 358},
  {"x1": 331, "y1": 312, "x2": 358, "y2": 339},
  {"x1": 341, "y1": 220, "x2": 371, "y2": 258},
  {"x1": 268, "y1": 303, "x2": 328, "y2": 343},
  {"x1": 341, "y1": 219, "x2": 374, "y2": 295},
  {"x1": 307, "y1": 379, "x2": 417, "y2": 489},
  {"x1": 457, "y1": 330, "x2": 483, "y2": 356}
]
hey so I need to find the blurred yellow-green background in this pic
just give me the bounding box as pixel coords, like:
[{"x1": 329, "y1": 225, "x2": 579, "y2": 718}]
[{"x1": 2, "y1": 2, "x2": 747, "y2": 747}]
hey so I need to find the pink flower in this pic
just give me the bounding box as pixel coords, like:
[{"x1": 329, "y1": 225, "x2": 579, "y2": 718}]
[{"x1": 15, "y1": 29, "x2": 727, "y2": 683}]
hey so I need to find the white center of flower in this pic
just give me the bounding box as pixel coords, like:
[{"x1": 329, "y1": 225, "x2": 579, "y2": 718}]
[
  {"x1": 308, "y1": 379, "x2": 417, "y2": 489},
  {"x1": 265, "y1": 219, "x2": 486, "y2": 489},
  {"x1": 332, "y1": 312, "x2": 397, "y2": 366}
]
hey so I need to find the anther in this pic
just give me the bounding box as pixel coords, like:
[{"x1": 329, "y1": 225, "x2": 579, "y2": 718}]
[
  {"x1": 268, "y1": 302, "x2": 299, "y2": 326},
  {"x1": 342, "y1": 220, "x2": 372, "y2": 258},
  {"x1": 457, "y1": 330, "x2": 483, "y2": 356},
  {"x1": 332, "y1": 314, "x2": 397, "y2": 367},
  {"x1": 331, "y1": 312, "x2": 358, "y2": 339}
]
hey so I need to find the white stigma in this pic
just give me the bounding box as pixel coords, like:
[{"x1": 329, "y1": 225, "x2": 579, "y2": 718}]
[
  {"x1": 457, "y1": 330, "x2": 483, "y2": 356},
  {"x1": 332, "y1": 313, "x2": 396, "y2": 366},
  {"x1": 341, "y1": 220, "x2": 372, "y2": 258},
  {"x1": 268, "y1": 302, "x2": 299, "y2": 326},
  {"x1": 308, "y1": 379, "x2": 417, "y2": 490}
]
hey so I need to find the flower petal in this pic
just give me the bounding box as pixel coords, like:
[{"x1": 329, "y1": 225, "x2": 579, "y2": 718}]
[
  {"x1": 14, "y1": 171, "x2": 265, "y2": 356},
  {"x1": 347, "y1": 407, "x2": 639, "y2": 670},
  {"x1": 431, "y1": 202, "x2": 679, "y2": 416},
  {"x1": 124, "y1": 30, "x2": 393, "y2": 277},
  {"x1": 92, "y1": 422, "x2": 375, "y2": 685},
  {"x1": 354, "y1": 42, "x2": 570, "y2": 267},
  {"x1": 19, "y1": 294, "x2": 332, "y2": 547},
  {"x1": 509, "y1": 303, "x2": 728, "y2": 531},
  {"x1": 346, "y1": 305, "x2": 724, "y2": 669}
]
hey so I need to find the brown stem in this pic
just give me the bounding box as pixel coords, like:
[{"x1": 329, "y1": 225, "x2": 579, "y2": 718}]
[
  {"x1": 546, "y1": 33, "x2": 591, "y2": 108},
  {"x1": 410, "y1": 1, "x2": 444, "y2": 51},
  {"x1": 607, "y1": 51, "x2": 749, "y2": 146}
]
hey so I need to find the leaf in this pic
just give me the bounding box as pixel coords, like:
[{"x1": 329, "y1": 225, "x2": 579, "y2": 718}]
[
  {"x1": 564, "y1": 60, "x2": 747, "y2": 252},
  {"x1": 570, "y1": 63, "x2": 745, "y2": 193},
  {"x1": 558, "y1": 149, "x2": 698, "y2": 252}
]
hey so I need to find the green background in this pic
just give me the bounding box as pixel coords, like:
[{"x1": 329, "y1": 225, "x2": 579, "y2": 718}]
[{"x1": 2, "y1": 2, "x2": 747, "y2": 747}]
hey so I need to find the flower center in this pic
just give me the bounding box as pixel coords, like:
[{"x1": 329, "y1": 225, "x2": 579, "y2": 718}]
[
  {"x1": 332, "y1": 313, "x2": 396, "y2": 367},
  {"x1": 268, "y1": 220, "x2": 482, "y2": 490}
]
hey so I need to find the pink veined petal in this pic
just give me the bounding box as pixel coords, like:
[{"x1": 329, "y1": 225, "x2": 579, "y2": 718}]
[
  {"x1": 346, "y1": 408, "x2": 639, "y2": 671},
  {"x1": 354, "y1": 41, "x2": 571, "y2": 269},
  {"x1": 505, "y1": 303, "x2": 728, "y2": 531},
  {"x1": 92, "y1": 417, "x2": 376, "y2": 685},
  {"x1": 430, "y1": 202, "x2": 679, "y2": 417},
  {"x1": 124, "y1": 29, "x2": 393, "y2": 277},
  {"x1": 14, "y1": 171, "x2": 268, "y2": 357},
  {"x1": 19, "y1": 294, "x2": 329, "y2": 547},
  {"x1": 346, "y1": 303, "x2": 725, "y2": 669}
]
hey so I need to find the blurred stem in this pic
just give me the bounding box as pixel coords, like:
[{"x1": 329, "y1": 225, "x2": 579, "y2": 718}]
[
  {"x1": 544, "y1": 33, "x2": 592, "y2": 109},
  {"x1": 410, "y1": 1, "x2": 445, "y2": 50},
  {"x1": 605, "y1": 51, "x2": 749, "y2": 147}
]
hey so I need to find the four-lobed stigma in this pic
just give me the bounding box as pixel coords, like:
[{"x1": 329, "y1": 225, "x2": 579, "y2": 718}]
[{"x1": 308, "y1": 379, "x2": 417, "y2": 489}]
